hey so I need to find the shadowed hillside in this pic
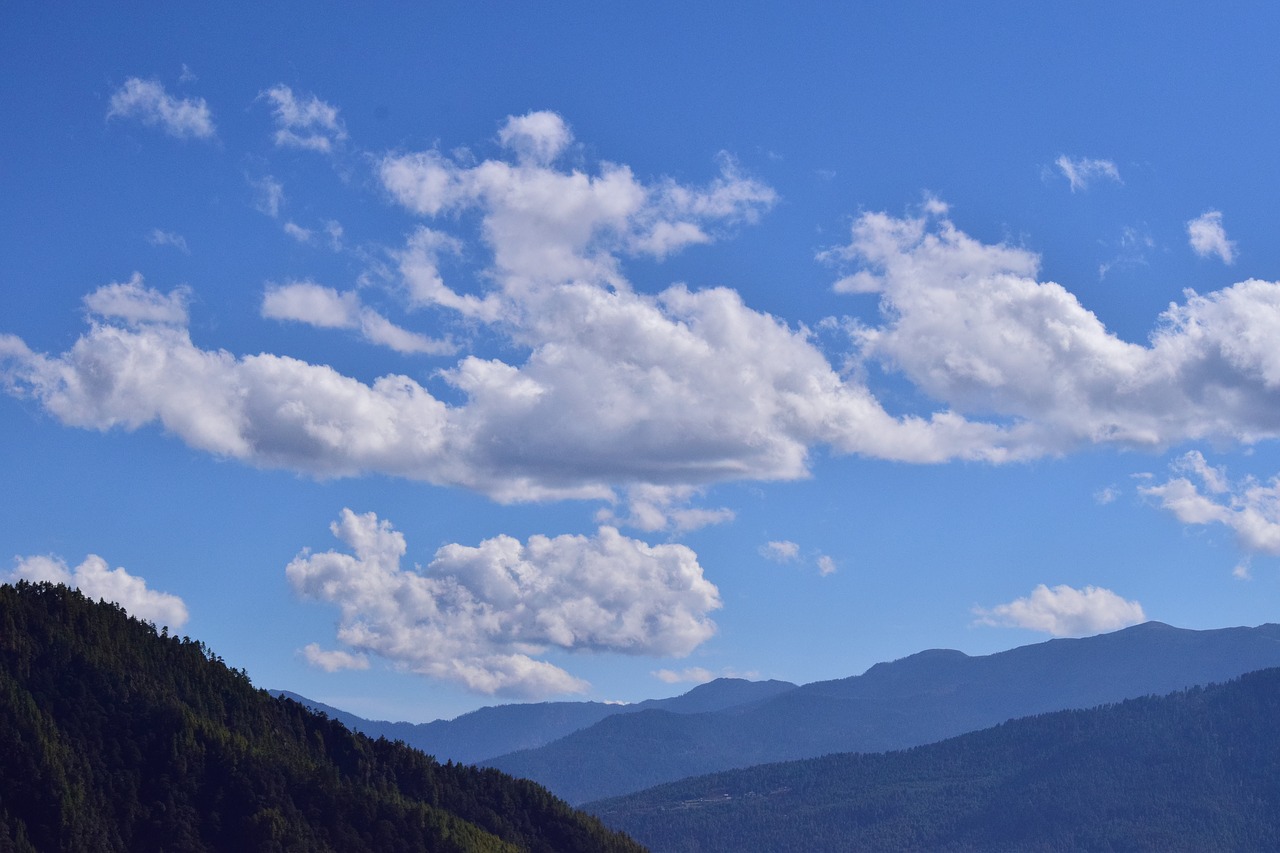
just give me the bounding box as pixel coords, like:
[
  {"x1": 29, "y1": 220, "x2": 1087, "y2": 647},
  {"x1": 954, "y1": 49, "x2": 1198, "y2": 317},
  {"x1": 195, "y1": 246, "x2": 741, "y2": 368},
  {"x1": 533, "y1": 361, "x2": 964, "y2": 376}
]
[
  {"x1": 0, "y1": 582, "x2": 644, "y2": 853},
  {"x1": 487, "y1": 621, "x2": 1280, "y2": 803},
  {"x1": 590, "y1": 667, "x2": 1280, "y2": 852}
]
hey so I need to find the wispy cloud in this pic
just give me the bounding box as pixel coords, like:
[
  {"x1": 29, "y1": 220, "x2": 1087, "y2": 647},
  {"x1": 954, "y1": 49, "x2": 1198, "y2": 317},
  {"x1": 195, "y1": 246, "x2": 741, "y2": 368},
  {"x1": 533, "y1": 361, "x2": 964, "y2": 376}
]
[
  {"x1": 262, "y1": 281, "x2": 454, "y2": 355},
  {"x1": 1055, "y1": 155, "x2": 1121, "y2": 192},
  {"x1": 652, "y1": 667, "x2": 715, "y2": 684},
  {"x1": 261, "y1": 85, "x2": 346, "y2": 153},
  {"x1": 1141, "y1": 451, "x2": 1280, "y2": 555},
  {"x1": 300, "y1": 643, "x2": 369, "y2": 672},
  {"x1": 252, "y1": 175, "x2": 285, "y2": 218},
  {"x1": 107, "y1": 78, "x2": 215, "y2": 140},
  {"x1": 759, "y1": 540, "x2": 800, "y2": 562},
  {"x1": 147, "y1": 229, "x2": 189, "y2": 253}
]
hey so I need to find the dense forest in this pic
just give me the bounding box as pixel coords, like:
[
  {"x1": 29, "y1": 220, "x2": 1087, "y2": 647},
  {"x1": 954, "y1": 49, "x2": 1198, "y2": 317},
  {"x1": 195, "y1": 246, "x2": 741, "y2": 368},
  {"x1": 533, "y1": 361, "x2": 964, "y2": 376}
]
[
  {"x1": 589, "y1": 667, "x2": 1280, "y2": 851},
  {"x1": 0, "y1": 581, "x2": 644, "y2": 853}
]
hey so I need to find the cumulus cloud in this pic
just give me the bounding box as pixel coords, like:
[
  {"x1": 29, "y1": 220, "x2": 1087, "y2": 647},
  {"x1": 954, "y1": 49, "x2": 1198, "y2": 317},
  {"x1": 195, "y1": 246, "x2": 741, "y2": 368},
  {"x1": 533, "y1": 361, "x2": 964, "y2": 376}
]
[
  {"x1": 286, "y1": 509, "x2": 721, "y2": 696},
  {"x1": 759, "y1": 540, "x2": 800, "y2": 562},
  {"x1": 107, "y1": 78, "x2": 215, "y2": 140},
  {"x1": 1054, "y1": 155, "x2": 1121, "y2": 192},
  {"x1": 823, "y1": 205, "x2": 1280, "y2": 454},
  {"x1": 5, "y1": 130, "x2": 1028, "y2": 506},
  {"x1": 816, "y1": 554, "x2": 837, "y2": 576},
  {"x1": 1187, "y1": 210, "x2": 1237, "y2": 264},
  {"x1": 83, "y1": 273, "x2": 188, "y2": 326},
  {"x1": 261, "y1": 85, "x2": 346, "y2": 153},
  {"x1": 379, "y1": 112, "x2": 778, "y2": 286},
  {"x1": 652, "y1": 666, "x2": 715, "y2": 684},
  {"x1": 13, "y1": 121, "x2": 1280, "y2": 512},
  {"x1": 1140, "y1": 452, "x2": 1280, "y2": 554},
  {"x1": 147, "y1": 229, "x2": 189, "y2": 253},
  {"x1": 261, "y1": 281, "x2": 453, "y2": 355},
  {"x1": 9, "y1": 554, "x2": 189, "y2": 628},
  {"x1": 497, "y1": 110, "x2": 573, "y2": 165},
  {"x1": 973, "y1": 584, "x2": 1145, "y2": 637}
]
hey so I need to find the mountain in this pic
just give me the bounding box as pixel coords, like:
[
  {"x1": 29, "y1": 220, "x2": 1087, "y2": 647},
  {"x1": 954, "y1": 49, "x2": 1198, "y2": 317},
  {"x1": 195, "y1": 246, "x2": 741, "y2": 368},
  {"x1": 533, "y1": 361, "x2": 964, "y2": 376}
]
[
  {"x1": 484, "y1": 621, "x2": 1280, "y2": 803},
  {"x1": 0, "y1": 581, "x2": 643, "y2": 853},
  {"x1": 589, "y1": 667, "x2": 1280, "y2": 852},
  {"x1": 275, "y1": 677, "x2": 797, "y2": 765}
]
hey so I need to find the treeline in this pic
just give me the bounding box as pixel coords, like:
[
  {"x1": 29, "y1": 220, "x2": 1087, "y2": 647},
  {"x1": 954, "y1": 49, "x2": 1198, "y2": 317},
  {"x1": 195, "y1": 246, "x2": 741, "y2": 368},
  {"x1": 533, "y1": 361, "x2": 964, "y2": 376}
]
[
  {"x1": 0, "y1": 581, "x2": 645, "y2": 853},
  {"x1": 590, "y1": 667, "x2": 1280, "y2": 851}
]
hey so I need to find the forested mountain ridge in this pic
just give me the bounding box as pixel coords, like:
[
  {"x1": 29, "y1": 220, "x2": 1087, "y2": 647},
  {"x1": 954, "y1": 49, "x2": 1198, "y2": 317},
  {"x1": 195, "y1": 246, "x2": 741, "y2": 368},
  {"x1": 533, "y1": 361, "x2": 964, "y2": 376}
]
[
  {"x1": 485, "y1": 620, "x2": 1280, "y2": 803},
  {"x1": 273, "y1": 678, "x2": 798, "y2": 766},
  {"x1": 0, "y1": 582, "x2": 644, "y2": 853},
  {"x1": 588, "y1": 667, "x2": 1280, "y2": 852}
]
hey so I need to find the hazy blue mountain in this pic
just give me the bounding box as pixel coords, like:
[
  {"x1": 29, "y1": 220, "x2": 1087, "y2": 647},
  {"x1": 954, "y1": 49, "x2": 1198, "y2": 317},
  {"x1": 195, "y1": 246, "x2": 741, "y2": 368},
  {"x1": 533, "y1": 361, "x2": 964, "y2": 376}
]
[
  {"x1": 276, "y1": 676, "x2": 798, "y2": 765},
  {"x1": 485, "y1": 621, "x2": 1280, "y2": 803},
  {"x1": 589, "y1": 667, "x2": 1280, "y2": 852}
]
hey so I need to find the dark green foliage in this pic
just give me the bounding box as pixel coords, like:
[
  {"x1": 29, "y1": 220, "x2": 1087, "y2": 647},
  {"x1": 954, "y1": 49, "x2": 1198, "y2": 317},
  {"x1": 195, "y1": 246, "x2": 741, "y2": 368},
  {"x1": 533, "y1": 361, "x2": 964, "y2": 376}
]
[
  {"x1": 590, "y1": 668, "x2": 1280, "y2": 852},
  {"x1": 0, "y1": 582, "x2": 644, "y2": 853}
]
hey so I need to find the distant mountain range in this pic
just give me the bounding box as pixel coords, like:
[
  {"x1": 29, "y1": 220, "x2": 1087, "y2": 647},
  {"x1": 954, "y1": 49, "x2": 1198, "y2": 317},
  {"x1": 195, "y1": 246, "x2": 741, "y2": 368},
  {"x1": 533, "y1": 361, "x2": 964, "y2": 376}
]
[
  {"x1": 485, "y1": 621, "x2": 1280, "y2": 803},
  {"x1": 274, "y1": 676, "x2": 798, "y2": 765},
  {"x1": 589, "y1": 667, "x2": 1280, "y2": 851},
  {"x1": 282, "y1": 621, "x2": 1280, "y2": 806}
]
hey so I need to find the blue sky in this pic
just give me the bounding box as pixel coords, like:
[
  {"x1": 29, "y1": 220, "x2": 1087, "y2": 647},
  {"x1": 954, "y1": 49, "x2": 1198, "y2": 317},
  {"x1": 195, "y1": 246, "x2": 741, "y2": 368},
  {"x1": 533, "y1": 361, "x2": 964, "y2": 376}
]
[{"x1": 5, "y1": 3, "x2": 1280, "y2": 722}]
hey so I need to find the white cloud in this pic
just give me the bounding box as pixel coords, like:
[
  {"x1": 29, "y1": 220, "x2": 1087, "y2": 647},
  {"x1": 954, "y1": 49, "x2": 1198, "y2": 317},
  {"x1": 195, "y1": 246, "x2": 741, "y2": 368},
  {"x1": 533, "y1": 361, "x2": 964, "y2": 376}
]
[
  {"x1": 9, "y1": 553, "x2": 189, "y2": 628},
  {"x1": 1187, "y1": 210, "x2": 1237, "y2": 264},
  {"x1": 324, "y1": 220, "x2": 344, "y2": 251},
  {"x1": 1054, "y1": 155, "x2": 1121, "y2": 192},
  {"x1": 823, "y1": 206, "x2": 1280, "y2": 454},
  {"x1": 596, "y1": 485, "x2": 734, "y2": 534},
  {"x1": 262, "y1": 281, "x2": 360, "y2": 328},
  {"x1": 759, "y1": 540, "x2": 800, "y2": 562},
  {"x1": 497, "y1": 110, "x2": 573, "y2": 165},
  {"x1": 107, "y1": 78, "x2": 215, "y2": 140},
  {"x1": 652, "y1": 666, "x2": 715, "y2": 684},
  {"x1": 261, "y1": 85, "x2": 346, "y2": 153},
  {"x1": 253, "y1": 176, "x2": 285, "y2": 218},
  {"x1": 261, "y1": 281, "x2": 453, "y2": 356},
  {"x1": 15, "y1": 123, "x2": 1280, "y2": 510},
  {"x1": 147, "y1": 229, "x2": 189, "y2": 253},
  {"x1": 83, "y1": 273, "x2": 188, "y2": 326},
  {"x1": 300, "y1": 642, "x2": 369, "y2": 672},
  {"x1": 8, "y1": 136, "x2": 1026, "y2": 504},
  {"x1": 973, "y1": 584, "x2": 1145, "y2": 637},
  {"x1": 1233, "y1": 559, "x2": 1252, "y2": 581},
  {"x1": 283, "y1": 222, "x2": 312, "y2": 242},
  {"x1": 395, "y1": 227, "x2": 499, "y2": 320},
  {"x1": 1094, "y1": 486, "x2": 1120, "y2": 505},
  {"x1": 286, "y1": 509, "x2": 721, "y2": 697},
  {"x1": 1140, "y1": 452, "x2": 1280, "y2": 555},
  {"x1": 816, "y1": 554, "x2": 837, "y2": 576}
]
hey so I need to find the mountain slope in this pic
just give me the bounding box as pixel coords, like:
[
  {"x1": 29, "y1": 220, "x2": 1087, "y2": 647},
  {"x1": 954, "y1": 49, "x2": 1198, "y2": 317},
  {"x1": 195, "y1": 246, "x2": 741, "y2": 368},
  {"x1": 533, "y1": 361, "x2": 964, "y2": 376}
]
[
  {"x1": 0, "y1": 581, "x2": 644, "y2": 853},
  {"x1": 276, "y1": 677, "x2": 797, "y2": 765},
  {"x1": 486, "y1": 621, "x2": 1280, "y2": 803},
  {"x1": 589, "y1": 667, "x2": 1280, "y2": 852}
]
